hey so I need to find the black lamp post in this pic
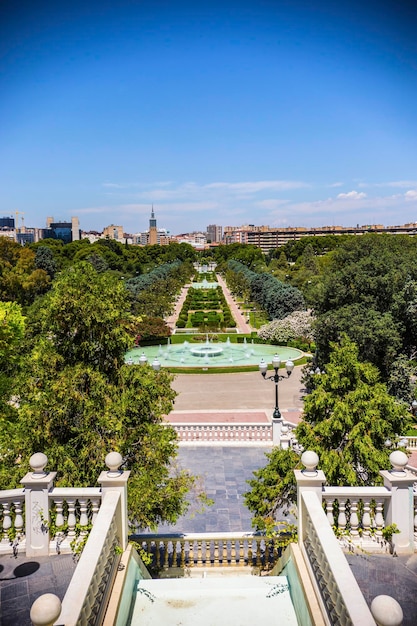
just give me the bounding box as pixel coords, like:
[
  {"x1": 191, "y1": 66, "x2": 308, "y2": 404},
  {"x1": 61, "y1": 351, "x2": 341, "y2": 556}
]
[{"x1": 259, "y1": 354, "x2": 294, "y2": 420}]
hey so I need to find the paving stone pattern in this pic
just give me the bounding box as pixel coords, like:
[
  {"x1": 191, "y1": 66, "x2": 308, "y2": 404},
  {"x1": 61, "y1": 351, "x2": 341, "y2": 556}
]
[
  {"x1": 0, "y1": 554, "x2": 76, "y2": 626},
  {"x1": 346, "y1": 552, "x2": 417, "y2": 626},
  {"x1": 152, "y1": 446, "x2": 272, "y2": 534}
]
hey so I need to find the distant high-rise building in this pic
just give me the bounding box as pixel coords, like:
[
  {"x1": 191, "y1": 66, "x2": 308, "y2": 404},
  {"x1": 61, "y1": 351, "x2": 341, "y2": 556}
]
[
  {"x1": 0, "y1": 217, "x2": 15, "y2": 229},
  {"x1": 149, "y1": 206, "x2": 157, "y2": 245},
  {"x1": 207, "y1": 224, "x2": 222, "y2": 243},
  {"x1": 44, "y1": 216, "x2": 80, "y2": 243}
]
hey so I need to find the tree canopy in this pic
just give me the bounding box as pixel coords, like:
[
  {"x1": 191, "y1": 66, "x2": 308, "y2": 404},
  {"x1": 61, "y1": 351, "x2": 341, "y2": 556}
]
[
  {"x1": 244, "y1": 337, "x2": 412, "y2": 529},
  {"x1": 1, "y1": 262, "x2": 195, "y2": 529}
]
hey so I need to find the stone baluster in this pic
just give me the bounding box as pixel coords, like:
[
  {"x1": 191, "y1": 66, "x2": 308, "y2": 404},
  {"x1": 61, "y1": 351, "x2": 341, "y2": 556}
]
[
  {"x1": 324, "y1": 498, "x2": 335, "y2": 526},
  {"x1": 197, "y1": 539, "x2": 203, "y2": 564},
  {"x1": 90, "y1": 497, "x2": 100, "y2": 524},
  {"x1": 66, "y1": 499, "x2": 77, "y2": 537},
  {"x1": 337, "y1": 498, "x2": 347, "y2": 532},
  {"x1": 213, "y1": 539, "x2": 219, "y2": 564},
  {"x1": 180, "y1": 540, "x2": 186, "y2": 568},
  {"x1": 13, "y1": 500, "x2": 24, "y2": 538},
  {"x1": 362, "y1": 498, "x2": 372, "y2": 537},
  {"x1": 374, "y1": 499, "x2": 385, "y2": 539},
  {"x1": 79, "y1": 497, "x2": 89, "y2": 535},
  {"x1": 163, "y1": 540, "x2": 169, "y2": 570},
  {"x1": 2, "y1": 502, "x2": 12, "y2": 543},
  {"x1": 350, "y1": 499, "x2": 360, "y2": 536},
  {"x1": 53, "y1": 499, "x2": 65, "y2": 531},
  {"x1": 255, "y1": 538, "x2": 262, "y2": 567}
]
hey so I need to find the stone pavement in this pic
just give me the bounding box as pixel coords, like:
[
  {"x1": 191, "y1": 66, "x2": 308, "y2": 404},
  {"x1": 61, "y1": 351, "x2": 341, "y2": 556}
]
[
  {"x1": 147, "y1": 446, "x2": 274, "y2": 534},
  {"x1": 346, "y1": 552, "x2": 417, "y2": 626},
  {"x1": 0, "y1": 553, "x2": 76, "y2": 626},
  {"x1": 171, "y1": 368, "x2": 306, "y2": 413}
]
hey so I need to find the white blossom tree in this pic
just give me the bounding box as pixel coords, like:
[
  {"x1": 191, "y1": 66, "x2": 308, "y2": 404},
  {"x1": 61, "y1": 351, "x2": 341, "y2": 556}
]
[{"x1": 258, "y1": 309, "x2": 315, "y2": 344}]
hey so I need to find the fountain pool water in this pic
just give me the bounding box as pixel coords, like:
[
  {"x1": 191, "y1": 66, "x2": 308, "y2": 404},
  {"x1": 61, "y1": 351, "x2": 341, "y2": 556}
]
[{"x1": 125, "y1": 337, "x2": 303, "y2": 369}]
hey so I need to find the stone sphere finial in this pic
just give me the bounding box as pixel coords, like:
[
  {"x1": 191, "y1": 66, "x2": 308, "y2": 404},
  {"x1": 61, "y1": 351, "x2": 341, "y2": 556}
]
[
  {"x1": 370, "y1": 595, "x2": 403, "y2": 626},
  {"x1": 29, "y1": 453, "x2": 48, "y2": 477},
  {"x1": 389, "y1": 450, "x2": 408, "y2": 475},
  {"x1": 30, "y1": 593, "x2": 61, "y2": 626},
  {"x1": 301, "y1": 450, "x2": 319, "y2": 476},
  {"x1": 105, "y1": 451, "x2": 123, "y2": 476}
]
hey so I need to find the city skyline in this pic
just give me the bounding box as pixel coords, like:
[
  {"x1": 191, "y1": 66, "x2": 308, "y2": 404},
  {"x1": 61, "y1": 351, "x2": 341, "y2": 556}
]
[{"x1": 1, "y1": 0, "x2": 417, "y2": 234}]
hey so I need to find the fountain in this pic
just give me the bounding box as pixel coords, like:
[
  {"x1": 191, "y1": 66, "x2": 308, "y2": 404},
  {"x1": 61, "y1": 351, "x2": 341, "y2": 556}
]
[{"x1": 125, "y1": 336, "x2": 303, "y2": 370}]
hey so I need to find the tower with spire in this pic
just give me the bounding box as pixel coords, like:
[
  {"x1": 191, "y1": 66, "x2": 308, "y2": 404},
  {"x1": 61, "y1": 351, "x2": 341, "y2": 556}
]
[{"x1": 149, "y1": 205, "x2": 157, "y2": 245}]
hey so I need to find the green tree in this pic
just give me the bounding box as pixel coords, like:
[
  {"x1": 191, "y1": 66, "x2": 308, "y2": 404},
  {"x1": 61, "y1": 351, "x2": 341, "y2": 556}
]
[
  {"x1": 297, "y1": 338, "x2": 411, "y2": 486},
  {"x1": 244, "y1": 338, "x2": 412, "y2": 528},
  {"x1": 34, "y1": 263, "x2": 132, "y2": 378},
  {"x1": 2, "y1": 263, "x2": 195, "y2": 529},
  {"x1": 244, "y1": 448, "x2": 300, "y2": 531}
]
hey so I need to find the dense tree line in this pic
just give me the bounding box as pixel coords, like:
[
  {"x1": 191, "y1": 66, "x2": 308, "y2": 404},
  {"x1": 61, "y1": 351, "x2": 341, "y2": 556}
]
[{"x1": 225, "y1": 259, "x2": 305, "y2": 320}]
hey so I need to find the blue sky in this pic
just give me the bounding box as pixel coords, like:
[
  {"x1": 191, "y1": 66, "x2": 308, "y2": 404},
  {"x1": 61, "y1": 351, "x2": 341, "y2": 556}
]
[{"x1": 1, "y1": 0, "x2": 417, "y2": 235}]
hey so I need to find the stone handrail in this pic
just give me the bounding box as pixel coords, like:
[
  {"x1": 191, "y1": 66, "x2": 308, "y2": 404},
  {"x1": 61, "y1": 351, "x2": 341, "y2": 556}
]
[
  {"x1": 56, "y1": 490, "x2": 122, "y2": 626},
  {"x1": 134, "y1": 531, "x2": 284, "y2": 571},
  {"x1": 300, "y1": 490, "x2": 376, "y2": 626}
]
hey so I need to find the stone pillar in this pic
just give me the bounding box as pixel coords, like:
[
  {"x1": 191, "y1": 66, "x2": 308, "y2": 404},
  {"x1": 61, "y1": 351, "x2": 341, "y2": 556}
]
[
  {"x1": 280, "y1": 425, "x2": 292, "y2": 450},
  {"x1": 272, "y1": 418, "x2": 283, "y2": 446},
  {"x1": 294, "y1": 450, "x2": 326, "y2": 541},
  {"x1": 20, "y1": 453, "x2": 57, "y2": 557},
  {"x1": 97, "y1": 452, "x2": 130, "y2": 549},
  {"x1": 380, "y1": 450, "x2": 415, "y2": 554}
]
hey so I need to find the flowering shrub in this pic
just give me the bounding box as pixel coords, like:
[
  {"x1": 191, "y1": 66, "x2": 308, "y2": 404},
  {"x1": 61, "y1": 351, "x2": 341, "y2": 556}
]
[{"x1": 258, "y1": 310, "x2": 315, "y2": 344}]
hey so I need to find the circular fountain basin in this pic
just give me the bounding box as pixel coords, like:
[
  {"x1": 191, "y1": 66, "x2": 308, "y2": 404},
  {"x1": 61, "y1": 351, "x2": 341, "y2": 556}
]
[
  {"x1": 190, "y1": 345, "x2": 224, "y2": 358},
  {"x1": 125, "y1": 340, "x2": 303, "y2": 370}
]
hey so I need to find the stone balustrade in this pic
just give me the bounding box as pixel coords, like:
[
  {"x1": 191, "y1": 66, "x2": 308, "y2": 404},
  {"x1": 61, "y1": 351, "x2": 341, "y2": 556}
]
[
  {"x1": 135, "y1": 532, "x2": 283, "y2": 572},
  {"x1": 322, "y1": 486, "x2": 390, "y2": 543},
  {"x1": 405, "y1": 436, "x2": 417, "y2": 450},
  {"x1": 47, "y1": 487, "x2": 102, "y2": 554},
  {"x1": 0, "y1": 452, "x2": 129, "y2": 560},
  {"x1": 0, "y1": 488, "x2": 25, "y2": 554},
  {"x1": 173, "y1": 423, "x2": 272, "y2": 444}
]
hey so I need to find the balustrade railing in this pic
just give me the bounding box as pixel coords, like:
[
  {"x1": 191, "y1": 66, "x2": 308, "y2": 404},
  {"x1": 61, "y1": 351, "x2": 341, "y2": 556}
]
[
  {"x1": 173, "y1": 423, "x2": 272, "y2": 444},
  {"x1": 134, "y1": 532, "x2": 284, "y2": 572},
  {"x1": 322, "y1": 486, "x2": 390, "y2": 545},
  {"x1": 48, "y1": 487, "x2": 102, "y2": 554},
  {"x1": 0, "y1": 488, "x2": 25, "y2": 554}
]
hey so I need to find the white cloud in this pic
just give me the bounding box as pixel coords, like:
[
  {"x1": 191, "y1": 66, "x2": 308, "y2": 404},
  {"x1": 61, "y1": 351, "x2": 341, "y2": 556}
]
[
  {"x1": 254, "y1": 199, "x2": 290, "y2": 210},
  {"x1": 337, "y1": 190, "x2": 367, "y2": 200},
  {"x1": 405, "y1": 190, "x2": 417, "y2": 201},
  {"x1": 205, "y1": 180, "x2": 308, "y2": 193},
  {"x1": 328, "y1": 182, "x2": 344, "y2": 188},
  {"x1": 359, "y1": 180, "x2": 417, "y2": 189}
]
